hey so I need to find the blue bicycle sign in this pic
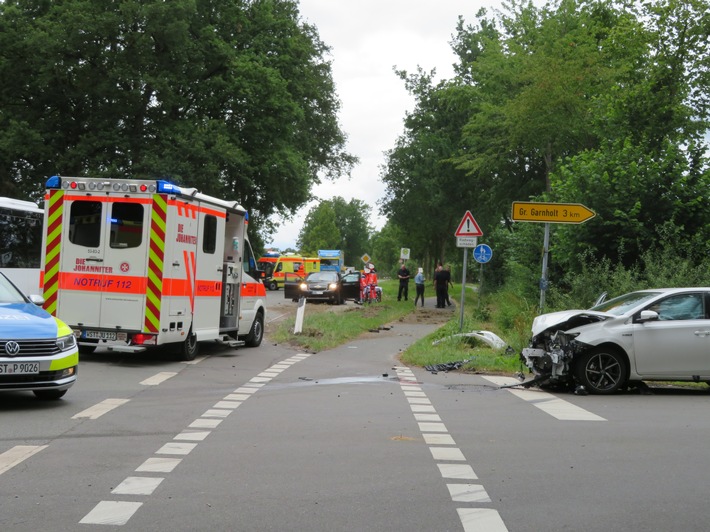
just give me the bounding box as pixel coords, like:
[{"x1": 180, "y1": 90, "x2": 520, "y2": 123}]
[{"x1": 473, "y1": 244, "x2": 493, "y2": 264}]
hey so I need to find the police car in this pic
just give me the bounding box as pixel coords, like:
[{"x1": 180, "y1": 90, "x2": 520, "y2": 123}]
[{"x1": 0, "y1": 272, "x2": 78, "y2": 399}]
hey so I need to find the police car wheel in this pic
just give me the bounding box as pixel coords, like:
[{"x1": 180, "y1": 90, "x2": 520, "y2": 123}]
[
  {"x1": 179, "y1": 331, "x2": 198, "y2": 361},
  {"x1": 245, "y1": 311, "x2": 264, "y2": 347},
  {"x1": 33, "y1": 389, "x2": 67, "y2": 400}
]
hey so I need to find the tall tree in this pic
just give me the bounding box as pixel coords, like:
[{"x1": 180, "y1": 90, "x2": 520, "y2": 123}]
[
  {"x1": 0, "y1": 0, "x2": 355, "y2": 239},
  {"x1": 297, "y1": 201, "x2": 340, "y2": 255},
  {"x1": 297, "y1": 196, "x2": 371, "y2": 265}
]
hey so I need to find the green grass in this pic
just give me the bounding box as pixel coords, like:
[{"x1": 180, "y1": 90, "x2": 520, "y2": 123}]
[{"x1": 399, "y1": 285, "x2": 532, "y2": 374}]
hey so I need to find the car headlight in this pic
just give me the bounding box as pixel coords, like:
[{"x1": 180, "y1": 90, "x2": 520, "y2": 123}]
[
  {"x1": 57, "y1": 334, "x2": 77, "y2": 352},
  {"x1": 299, "y1": 283, "x2": 308, "y2": 290},
  {"x1": 328, "y1": 283, "x2": 338, "y2": 290}
]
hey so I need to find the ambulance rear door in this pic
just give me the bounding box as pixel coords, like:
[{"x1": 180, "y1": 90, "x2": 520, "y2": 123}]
[{"x1": 57, "y1": 194, "x2": 148, "y2": 333}]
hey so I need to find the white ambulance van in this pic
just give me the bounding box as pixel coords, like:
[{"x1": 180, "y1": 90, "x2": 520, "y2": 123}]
[{"x1": 41, "y1": 176, "x2": 266, "y2": 360}]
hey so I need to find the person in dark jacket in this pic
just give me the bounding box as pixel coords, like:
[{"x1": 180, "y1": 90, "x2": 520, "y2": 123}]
[
  {"x1": 397, "y1": 263, "x2": 411, "y2": 301},
  {"x1": 433, "y1": 263, "x2": 447, "y2": 308}
]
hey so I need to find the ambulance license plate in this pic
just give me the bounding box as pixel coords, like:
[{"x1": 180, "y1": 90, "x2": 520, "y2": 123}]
[
  {"x1": 85, "y1": 331, "x2": 117, "y2": 340},
  {"x1": 0, "y1": 362, "x2": 40, "y2": 375}
]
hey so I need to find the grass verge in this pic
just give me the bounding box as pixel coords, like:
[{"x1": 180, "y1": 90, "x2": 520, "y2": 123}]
[{"x1": 400, "y1": 284, "x2": 535, "y2": 375}]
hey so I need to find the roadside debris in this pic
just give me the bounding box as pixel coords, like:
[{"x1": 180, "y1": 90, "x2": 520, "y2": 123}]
[
  {"x1": 432, "y1": 330, "x2": 507, "y2": 349},
  {"x1": 424, "y1": 359, "x2": 474, "y2": 373}
]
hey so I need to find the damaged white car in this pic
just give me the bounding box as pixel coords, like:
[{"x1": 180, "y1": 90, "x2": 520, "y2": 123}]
[{"x1": 520, "y1": 288, "x2": 710, "y2": 394}]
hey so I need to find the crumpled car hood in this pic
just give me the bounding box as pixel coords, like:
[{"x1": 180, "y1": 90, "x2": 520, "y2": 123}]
[{"x1": 531, "y1": 309, "x2": 613, "y2": 336}]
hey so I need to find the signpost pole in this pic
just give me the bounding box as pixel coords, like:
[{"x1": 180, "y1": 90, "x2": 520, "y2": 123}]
[
  {"x1": 539, "y1": 222, "x2": 550, "y2": 312},
  {"x1": 459, "y1": 248, "x2": 468, "y2": 331}
]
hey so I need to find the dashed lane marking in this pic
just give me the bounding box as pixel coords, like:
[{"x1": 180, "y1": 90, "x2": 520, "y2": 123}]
[
  {"x1": 72, "y1": 398, "x2": 130, "y2": 420},
  {"x1": 79, "y1": 353, "x2": 313, "y2": 526},
  {"x1": 393, "y1": 366, "x2": 509, "y2": 532},
  {"x1": 481, "y1": 376, "x2": 607, "y2": 421},
  {"x1": 79, "y1": 501, "x2": 143, "y2": 526},
  {"x1": 140, "y1": 372, "x2": 177, "y2": 386},
  {"x1": 0, "y1": 445, "x2": 48, "y2": 476}
]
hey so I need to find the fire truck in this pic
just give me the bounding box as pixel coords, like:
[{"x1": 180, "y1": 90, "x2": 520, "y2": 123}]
[{"x1": 41, "y1": 176, "x2": 266, "y2": 360}]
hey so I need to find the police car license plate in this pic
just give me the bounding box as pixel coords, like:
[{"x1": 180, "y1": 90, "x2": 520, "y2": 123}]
[
  {"x1": 0, "y1": 362, "x2": 40, "y2": 375},
  {"x1": 85, "y1": 331, "x2": 117, "y2": 340}
]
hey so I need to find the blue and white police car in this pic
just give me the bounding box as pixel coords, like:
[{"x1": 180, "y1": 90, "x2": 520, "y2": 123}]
[{"x1": 0, "y1": 272, "x2": 78, "y2": 399}]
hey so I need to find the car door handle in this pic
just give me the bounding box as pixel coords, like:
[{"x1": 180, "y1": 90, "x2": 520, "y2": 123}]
[{"x1": 694, "y1": 330, "x2": 710, "y2": 337}]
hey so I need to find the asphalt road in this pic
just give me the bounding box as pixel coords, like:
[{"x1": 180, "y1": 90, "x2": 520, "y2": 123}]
[{"x1": 2, "y1": 292, "x2": 710, "y2": 531}]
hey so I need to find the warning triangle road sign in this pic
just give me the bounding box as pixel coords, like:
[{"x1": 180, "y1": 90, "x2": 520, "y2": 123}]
[{"x1": 455, "y1": 211, "x2": 483, "y2": 237}]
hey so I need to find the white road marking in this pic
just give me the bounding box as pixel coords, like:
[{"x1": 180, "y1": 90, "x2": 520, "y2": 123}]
[
  {"x1": 223, "y1": 393, "x2": 251, "y2": 401},
  {"x1": 481, "y1": 376, "x2": 607, "y2": 421},
  {"x1": 458, "y1": 508, "x2": 508, "y2": 532},
  {"x1": 448, "y1": 483, "x2": 492, "y2": 503},
  {"x1": 438, "y1": 464, "x2": 478, "y2": 480},
  {"x1": 202, "y1": 409, "x2": 231, "y2": 418},
  {"x1": 140, "y1": 372, "x2": 177, "y2": 386},
  {"x1": 258, "y1": 371, "x2": 281, "y2": 377},
  {"x1": 174, "y1": 431, "x2": 210, "y2": 441},
  {"x1": 79, "y1": 501, "x2": 143, "y2": 525},
  {"x1": 414, "y1": 413, "x2": 441, "y2": 422},
  {"x1": 213, "y1": 400, "x2": 242, "y2": 409},
  {"x1": 156, "y1": 442, "x2": 197, "y2": 456},
  {"x1": 78, "y1": 352, "x2": 313, "y2": 527},
  {"x1": 423, "y1": 433, "x2": 456, "y2": 445},
  {"x1": 407, "y1": 397, "x2": 432, "y2": 405},
  {"x1": 429, "y1": 447, "x2": 466, "y2": 461},
  {"x1": 409, "y1": 404, "x2": 436, "y2": 413},
  {"x1": 0, "y1": 445, "x2": 47, "y2": 476},
  {"x1": 189, "y1": 418, "x2": 222, "y2": 429},
  {"x1": 112, "y1": 476, "x2": 164, "y2": 495},
  {"x1": 418, "y1": 422, "x2": 447, "y2": 432},
  {"x1": 233, "y1": 387, "x2": 259, "y2": 394},
  {"x1": 72, "y1": 398, "x2": 130, "y2": 420},
  {"x1": 394, "y1": 364, "x2": 509, "y2": 530},
  {"x1": 136, "y1": 457, "x2": 182, "y2": 473}
]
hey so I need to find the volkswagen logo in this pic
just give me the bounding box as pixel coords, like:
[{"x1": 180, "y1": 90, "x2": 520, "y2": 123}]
[{"x1": 4, "y1": 341, "x2": 20, "y2": 356}]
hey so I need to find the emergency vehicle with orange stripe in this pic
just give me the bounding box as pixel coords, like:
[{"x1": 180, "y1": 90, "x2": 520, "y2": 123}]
[{"x1": 41, "y1": 176, "x2": 266, "y2": 360}]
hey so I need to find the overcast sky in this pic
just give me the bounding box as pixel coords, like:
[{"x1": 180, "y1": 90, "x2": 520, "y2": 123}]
[{"x1": 266, "y1": 0, "x2": 499, "y2": 250}]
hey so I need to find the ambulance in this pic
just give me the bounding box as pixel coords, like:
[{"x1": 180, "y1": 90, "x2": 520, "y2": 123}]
[{"x1": 41, "y1": 176, "x2": 267, "y2": 360}]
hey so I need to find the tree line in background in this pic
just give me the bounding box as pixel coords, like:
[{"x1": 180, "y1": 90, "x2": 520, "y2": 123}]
[
  {"x1": 2, "y1": 0, "x2": 709, "y2": 304},
  {"x1": 377, "y1": 0, "x2": 710, "y2": 306},
  {"x1": 0, "y1": 0, "x2": 355, "y2": 251}
]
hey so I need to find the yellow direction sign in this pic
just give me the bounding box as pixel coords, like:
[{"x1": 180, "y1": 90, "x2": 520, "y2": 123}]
[{"x1": 512, "y1": 202, "x2": 596, "y2": 224}]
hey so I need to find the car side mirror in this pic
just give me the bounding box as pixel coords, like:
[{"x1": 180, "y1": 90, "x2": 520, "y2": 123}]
[
  {"x1": 29, "y1": 294, "x2": 45, "y2": 306},
  {"x1": 636, "y1": 309, "x2": 659, "y2": 323}
]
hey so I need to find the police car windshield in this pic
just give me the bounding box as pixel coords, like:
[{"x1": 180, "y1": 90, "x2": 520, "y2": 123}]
[{"x1": 0, "y1": 273, "x2": 28, "y2": 303}]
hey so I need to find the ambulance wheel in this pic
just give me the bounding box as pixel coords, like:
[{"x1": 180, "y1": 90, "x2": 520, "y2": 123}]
[
  {"x1": 34, "y1": 389, "x2": 67, "y2": 400},
  {"x1": 179, "y1": 330, "x2": 198, "y2": 361},
  {"x1": 245, "y1": 311, "x2": 264, "y2": 347},
  {"x1": 268, "y1": 281, "x2": 278, "y2": 291}
]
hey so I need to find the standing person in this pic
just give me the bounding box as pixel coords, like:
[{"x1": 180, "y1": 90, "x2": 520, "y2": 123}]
[
  {"x1": 444, "y1": 265, "x2": 453, "y2": 307},
  {"x1": 414, "y1": 267, "x2": 426, "y2": 307},
  {"x1": 433, "y1": 263, "x2": 447, "y2": 308},
  {"x1": 397, "y1": 263, "x2": 411, "y2": 301}
]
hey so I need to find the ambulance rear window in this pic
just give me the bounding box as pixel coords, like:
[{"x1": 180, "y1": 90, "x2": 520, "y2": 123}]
[
  {"x1": 110, "y1": 203, "x2": 144, "y2": 249},
  {"x1": 69, "y1": 201, "x2": 102, "y2": 248}
]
